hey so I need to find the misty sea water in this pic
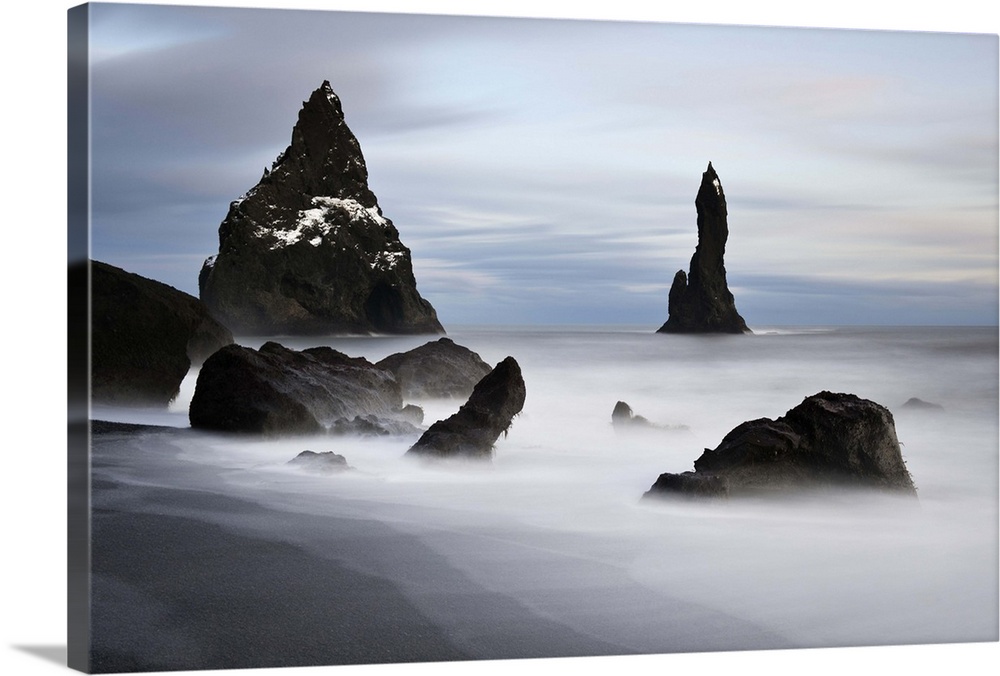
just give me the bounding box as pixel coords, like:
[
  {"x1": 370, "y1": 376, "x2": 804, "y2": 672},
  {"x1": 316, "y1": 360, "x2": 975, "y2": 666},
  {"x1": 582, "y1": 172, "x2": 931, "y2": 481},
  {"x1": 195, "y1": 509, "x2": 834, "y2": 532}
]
[{"x1": 92, "y1": 325, "x2": 999, "y2": 656}]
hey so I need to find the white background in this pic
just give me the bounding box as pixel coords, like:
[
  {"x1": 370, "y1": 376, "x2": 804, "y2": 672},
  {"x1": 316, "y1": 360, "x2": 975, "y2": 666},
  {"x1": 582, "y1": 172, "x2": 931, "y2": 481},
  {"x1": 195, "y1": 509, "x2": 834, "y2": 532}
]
[{"x1": 1, "y1": 1, "x2": 997, "y2": 675}]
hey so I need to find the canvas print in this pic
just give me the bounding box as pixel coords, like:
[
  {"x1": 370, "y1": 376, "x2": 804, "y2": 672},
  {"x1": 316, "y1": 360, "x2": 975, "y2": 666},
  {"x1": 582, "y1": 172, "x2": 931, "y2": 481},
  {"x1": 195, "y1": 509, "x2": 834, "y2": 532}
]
[{"x1": 67, "y1": 2, "x2": 999, "y2": 673}]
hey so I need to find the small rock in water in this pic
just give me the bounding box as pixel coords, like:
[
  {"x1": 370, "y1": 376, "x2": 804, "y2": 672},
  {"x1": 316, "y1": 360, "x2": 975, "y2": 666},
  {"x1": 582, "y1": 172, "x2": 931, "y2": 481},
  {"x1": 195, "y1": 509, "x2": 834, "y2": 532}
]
[
  {"x1": 901, "y1": 397, "x2": 945, "y2": 412},
  {"x1": 612, "y1": 401, "x2": 689, "y2": 433},
  {"x1": 288, "y1": 450, "x2": 351, "y2": 472}
]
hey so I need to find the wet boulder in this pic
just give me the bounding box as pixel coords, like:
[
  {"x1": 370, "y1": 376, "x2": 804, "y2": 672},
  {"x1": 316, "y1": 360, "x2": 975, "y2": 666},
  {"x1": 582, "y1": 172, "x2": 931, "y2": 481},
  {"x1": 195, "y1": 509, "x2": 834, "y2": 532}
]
[
  {"x1": 376, "y1": 338, "x2": 492, "y2": 400},
  {"x1": 189, "y1": 342, "x2": 411, "y2": 436},
  {"x1": 644, "y1": 391, "x2": 916, "y2": 500},
  {"x1": 406, "y1": 357, "x2": 526, "y2": 460}
]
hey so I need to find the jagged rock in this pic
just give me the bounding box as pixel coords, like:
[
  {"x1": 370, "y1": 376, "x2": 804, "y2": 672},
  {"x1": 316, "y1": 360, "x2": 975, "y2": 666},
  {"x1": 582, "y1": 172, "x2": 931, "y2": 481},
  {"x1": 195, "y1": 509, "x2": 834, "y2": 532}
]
[
  {"x1": 657, "y1": 163, "x2": 750, "y2": 334},
  {"x1": 643, "y1": 392, "x2": 916, "y2": 500},
  {"x1": 288, "y1": 450, "x2": 351, "y2": 472},
  {"x1": 901, "y1": 397, "x2": 944, "y2": 412},
  {"x1": 406, "y1": 357, "x2": 526, "y2": 460},
  {"x1": 377, "y1": 338, "x2": 492, "y2": 400},
  {"x1": 199, "y1": 80, "x2": 443, "y2": 336},
  {"x1": 91, "y1": 260, "x2": 234, "y2": 406},
  {"x1": 189, "y1": 342, "x2": 412, "y2": 436}
]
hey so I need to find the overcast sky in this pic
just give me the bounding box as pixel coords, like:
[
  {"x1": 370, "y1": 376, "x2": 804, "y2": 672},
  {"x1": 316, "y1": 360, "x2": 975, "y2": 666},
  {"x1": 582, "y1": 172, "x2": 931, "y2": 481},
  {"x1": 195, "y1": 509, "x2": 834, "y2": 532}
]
[{"x1": 83, "y1": 1, "x2": 998, "y2": 327}]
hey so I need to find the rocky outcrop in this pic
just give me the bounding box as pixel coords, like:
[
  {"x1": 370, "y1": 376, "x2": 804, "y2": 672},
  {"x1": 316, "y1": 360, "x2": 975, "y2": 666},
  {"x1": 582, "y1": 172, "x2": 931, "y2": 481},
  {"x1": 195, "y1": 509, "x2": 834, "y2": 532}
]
[
  {"x1": 406, "y1": 357, "x2": 526, "y2": 460},
  {"x1": 377, "y1": 338, "x2": 492, "y2": 400},
  {"x1": 188, "y1": 342, "x2": 416, "y2": 436},
  {"x1": 288, "y1": 450, "x2": 351, "y2": 472},
  {"x1": 644, "y1": 392, "x2": 916, "y2": 500},
  {"x1": 199, "y1": 80, "x2": 443, "y2": 336},
  {"x1": 91, "y1": 260, "x2": 234, "y2": 406},
  {"x1": 657, "y1": 163, "x2": 750, "y2": 334}
]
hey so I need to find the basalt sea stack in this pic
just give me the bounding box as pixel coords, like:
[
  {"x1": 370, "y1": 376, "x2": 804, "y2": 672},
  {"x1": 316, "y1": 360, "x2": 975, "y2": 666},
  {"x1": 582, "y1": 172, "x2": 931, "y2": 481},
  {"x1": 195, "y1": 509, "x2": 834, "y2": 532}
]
[
  {"x1": 657, "y1": 163, "x2": 750, "y2": 334},
  {"x1": 199, "y1": 81, "x2": 444, "y2": 336}
]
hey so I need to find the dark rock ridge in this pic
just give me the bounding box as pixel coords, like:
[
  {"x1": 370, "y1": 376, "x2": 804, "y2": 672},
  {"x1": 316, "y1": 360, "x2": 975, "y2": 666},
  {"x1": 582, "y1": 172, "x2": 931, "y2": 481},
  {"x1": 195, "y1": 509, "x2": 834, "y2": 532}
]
[
  {"x1": 91, "y1": 260, "x2": 234, "y2": 406},
  {"x1": 406, "y1": 357, "x2": 526, "y2": 460},
  {"x1": 644, "y1": 391, "x2": 916, "y2": 499},
  {"x1": 377, "y1": 338, "x2": 492, "y2": 400},
  {"x1": 657, "y1": 163, "x2": 750, "y2": 334},
  {"x1": 188, "y1": 342, "x2": 419, "y2": 436},
  {"x1": 198, "y1": 80, "x2": 444, "y2": 336},
  {"x1": 288, "y1": 450, "x2": 351, "y2": 472}
]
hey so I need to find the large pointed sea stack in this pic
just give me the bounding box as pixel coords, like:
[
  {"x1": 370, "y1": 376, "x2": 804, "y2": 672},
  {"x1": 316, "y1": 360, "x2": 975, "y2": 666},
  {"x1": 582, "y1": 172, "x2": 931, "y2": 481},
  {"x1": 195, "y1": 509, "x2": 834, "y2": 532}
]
[
  {"x1": 657, "y1": 163, "x2": 750, "y2": 334},
  {"x1": 199, "y1": 81, "x2": 444, "y2": 336}
]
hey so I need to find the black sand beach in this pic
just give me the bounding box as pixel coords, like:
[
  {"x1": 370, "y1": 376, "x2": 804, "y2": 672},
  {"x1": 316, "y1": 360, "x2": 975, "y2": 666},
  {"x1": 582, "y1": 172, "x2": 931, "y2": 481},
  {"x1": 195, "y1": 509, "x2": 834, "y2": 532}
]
[{"x1": 88, "y1": 423, "x2": 790, "y2": 672}]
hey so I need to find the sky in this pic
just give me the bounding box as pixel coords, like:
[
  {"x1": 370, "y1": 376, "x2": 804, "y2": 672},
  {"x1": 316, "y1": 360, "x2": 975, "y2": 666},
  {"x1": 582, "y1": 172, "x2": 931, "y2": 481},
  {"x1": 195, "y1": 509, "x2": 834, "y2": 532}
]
[{"x1": 82, "y1": 1, "x2": 999, "y2": 327}]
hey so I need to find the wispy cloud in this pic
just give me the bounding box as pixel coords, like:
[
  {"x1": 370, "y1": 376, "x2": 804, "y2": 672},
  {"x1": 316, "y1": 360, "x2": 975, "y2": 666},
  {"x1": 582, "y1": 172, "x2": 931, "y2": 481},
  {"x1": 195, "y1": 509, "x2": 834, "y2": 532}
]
[{"x1": 86, "y1": 5, "x2": 998, "y2": 326}]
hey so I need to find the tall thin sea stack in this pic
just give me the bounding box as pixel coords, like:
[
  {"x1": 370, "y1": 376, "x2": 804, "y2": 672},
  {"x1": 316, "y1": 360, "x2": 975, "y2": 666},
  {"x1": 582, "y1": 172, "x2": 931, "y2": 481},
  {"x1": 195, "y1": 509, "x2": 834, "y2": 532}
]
[
  {"x1": 199, "y1": 81, "x2": 444, "y2": 336},
  {"x1": 657, "y1": 163, "x2": 750, "y2": 334}
]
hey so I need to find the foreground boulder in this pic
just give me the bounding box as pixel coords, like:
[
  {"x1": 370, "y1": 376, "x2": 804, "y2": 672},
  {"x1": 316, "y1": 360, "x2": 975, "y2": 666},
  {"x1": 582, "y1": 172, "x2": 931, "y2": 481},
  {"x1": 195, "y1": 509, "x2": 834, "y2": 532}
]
[
  {"x1": 189, "y1": 342, "x2": 416, "y2": 435},
  {"x1": 91, "y1": 260, "x2": 234, "y2": 405},
  {"x1": 377, "y1": 338, "x2": 492, "y2": 400},
  {"x1": 657, "y1": 163, "x2": 750, "y2": 334},
  {"x1": 406, "y1": 357, "x2": 526, "y2": 460},
  {"x1": 644, "y1": 392, "x2": 916, "y2": 500},
  {"x1": 198, "y1": 80, "x2": 443, "y2": 335}
]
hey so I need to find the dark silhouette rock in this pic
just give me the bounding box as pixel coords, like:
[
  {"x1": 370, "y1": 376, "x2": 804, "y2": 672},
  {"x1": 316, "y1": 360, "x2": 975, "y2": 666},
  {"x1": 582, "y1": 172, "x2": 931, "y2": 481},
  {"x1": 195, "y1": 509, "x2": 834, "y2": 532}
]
[
  {"x1": 612, "y1": 401, "x2": 689, "y2": 432},
  {"x1": 901, "y1": 397, "x2": 945, "y2": 412},
  {"x1": 657, "y1": 163, "x2": 750, "y2": 334},
  {"x1": 644, "y1": 391, "x2": 916, "y2": 500},
  {"x1": 612, "y1": 401, "x2": 653, "y2": 429},
  {"x1": 199, "y1": 80, "x2": 443, "y2": 336},
  {"x1": 288, "y1": 450, "x2": 351, "y2": 472},
  {"x1": 377, "y1": 338, "x2": 492, "y2": 400},
  {"x1": 406, "y1": 357, "x2": 526, "y2": 460},
  {"x1": 91, "y1": 260, "x2": 234, "y2": 406},
  {"x1": 189, "y1": 342, "x2": 412, "y2": 436}
]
